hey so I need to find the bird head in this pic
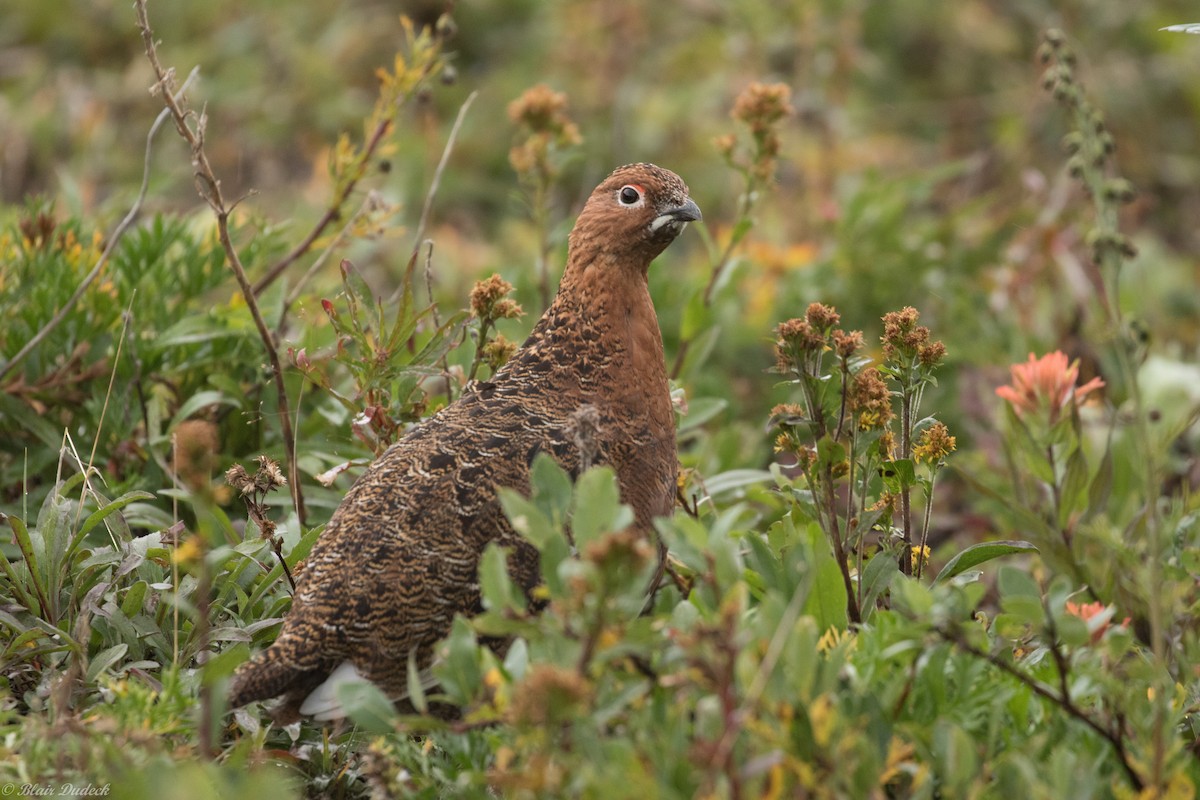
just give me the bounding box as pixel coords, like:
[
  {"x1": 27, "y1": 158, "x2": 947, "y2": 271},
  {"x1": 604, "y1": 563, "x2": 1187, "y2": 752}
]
[{"x1": 568, "y1": 163, "x2": 702, "y2": 271}]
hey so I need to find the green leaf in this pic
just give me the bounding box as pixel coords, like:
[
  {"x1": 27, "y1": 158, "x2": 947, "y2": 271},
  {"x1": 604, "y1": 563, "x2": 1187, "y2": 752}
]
[
  {"x1": 933, "y1": 541, "x2": 1038, "y2": 585},
  {"x1": 675, "y1": 326, "x2": 722, "y2": 381},
  {"x1": 167, "y1": 392, "x2": 240, "y2": 435},
  {"x1": 859, "y1": 550, "x2": 900, "y2": 620},
  {"x1": 815, "y1": 436, "x2": 847, "y2": 473},
  {"x1": 74, "y1": 490, "x2": 155, "y2": 556},
  {"x1": 891, "y1": 575, "x2": 933, "y2": 617},
  {"x1": 802, "y1": 523, "x2": 847, "y2": 631},
  {"x1": 701, "y1": 469, "x2": 772, "y2": 499},
  {"x1": 479, "y1": 543, "x2": 525, "y2": 613},
  {"x1": 1055, "y1": 611, "x2": 1091, "y2": 648},
  {"x1": 503, "y1": 637, "x2": 529, "y2": 682},
  {"x1": 1087, "y1": 444, "x2": 1114, "y2": 517},
  {"x1": 881, "y1": 458, "x2": 916, "y2": 493},
  {"x1": 1057, "y1": 447, "x2": 1090, "y2": 528},
  {"x1": 0, "y1": 393, "x2": 62, "y2": 451},
  {"x1": 407, "y1": 647, "x2": 428, "y2": 714},
  {"x1": 572, "y1": 466, "x2": 633, "y2": 549},
  {"x1": 337, "y1": 680, "x2": 398, "y2": 735},
  {"x1": 998, "y1": 565, "x2": 1041, "y2": 600},
  {"x1": 121, "y1": 580, "x2": 148, "y2": 618},
  {"x1": 677, "y1": 396, "x2": 728, "y2": 433},
  {"x1": 528, "y1": 453, "x2": 573, "y2": 527},
  {"x1": 85, "y1": 643, "x2": 129, "y2": 683},
  {"x1": 8, "y1": 514, "x2": 52, "y2": 620},
  {"x1": 498, "y1": 489, "x2": 556, "y2": 550},
  {"x1": 436, "y1": 615, "x2": 482, "y2": 705}
]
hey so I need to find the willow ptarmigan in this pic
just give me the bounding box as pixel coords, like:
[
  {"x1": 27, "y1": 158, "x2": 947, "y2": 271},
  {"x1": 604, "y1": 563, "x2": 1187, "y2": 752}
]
[{"x1": 228, "y1": 163, "x2": 701, "y2": 720}]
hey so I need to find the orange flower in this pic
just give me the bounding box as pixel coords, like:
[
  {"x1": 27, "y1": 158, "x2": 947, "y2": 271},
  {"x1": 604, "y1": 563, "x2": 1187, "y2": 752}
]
[
  {"x1": 1065, "y1": 600, "x2": 1130, "y2": 643},
  {"x1": 995, "y1": 351, "x2": 1105, "y2": 424}
]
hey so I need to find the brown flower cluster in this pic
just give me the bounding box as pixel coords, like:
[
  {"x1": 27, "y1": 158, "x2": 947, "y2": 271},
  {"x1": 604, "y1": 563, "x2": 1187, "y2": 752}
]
[
  {"x1": 582, "y1": 528, "x2": 652, "y2": 575},
  {"x1": 481, "y1": 334, "x2": 518, "y2": 371},
  {"x1": 507, "y1": 84, "x2": 583, "y2": 178},
  {"x1": 881, "y1": 306, "x2": 946, "y2": 367},
  {"x1": 469, "y1": 274, "x2": 524, "y2": 321},
  {"x1": 833, "y1": 329, "x2": 864, "y2": 359},
  {"x1": 850, "y1": 367, "x2": 893, "y2": 431},
  {"x1": 226, "y1": 455, "x2": 289, "y2": 545},
  {"x1": 510, "y1": 664, "x2": 591, "y2": 727},
  {"x1": 730, "y1": 82, "x2": 794, "y2": 180},
  {"x1": 173, "y1": 418, "x2": 219, "y2": 492},
  {"x1": 804, "y1": 302, "x2": 839, "y2": 331},
  {"x1": 225, "y1": 454, "x2": 288, "y2": 497},
  {"x1": 774, "y1": 317, "x2": 824, "y2": 371},
  {"x1": 774, "y1": 303, "x2": 842, "y2": 371}
]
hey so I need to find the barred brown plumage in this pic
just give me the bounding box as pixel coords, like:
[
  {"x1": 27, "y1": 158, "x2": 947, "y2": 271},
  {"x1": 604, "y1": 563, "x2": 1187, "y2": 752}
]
[{"x1": 228, "y1": 163, "x2": 700, "y2": 721}]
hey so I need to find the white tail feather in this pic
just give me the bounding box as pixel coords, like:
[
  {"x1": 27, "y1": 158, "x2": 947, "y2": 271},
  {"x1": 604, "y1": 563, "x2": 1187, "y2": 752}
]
[{"x1": 298, "y1": 658, "x2": 440, "y2": 721}]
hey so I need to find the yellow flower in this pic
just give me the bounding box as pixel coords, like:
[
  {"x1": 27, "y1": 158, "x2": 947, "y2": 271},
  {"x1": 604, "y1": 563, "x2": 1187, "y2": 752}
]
[
  {"x1": 171, "y1": 535, "x2": 203, "y2": 568},
  {"x1": 912, "y1": 422, "x2": 956, "y2": 464},
  {"x1": 910, "y1": 545, "x2": 931, "y2": 572},
  {"x1": 816, "y1": 626, "x2": 854, "y2": 653}
]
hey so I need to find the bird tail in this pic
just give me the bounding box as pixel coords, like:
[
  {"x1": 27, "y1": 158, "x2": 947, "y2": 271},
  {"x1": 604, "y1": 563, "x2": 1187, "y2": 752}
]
[{"x1": 228, "y1": 645, "x2": 315, "y2": 709}]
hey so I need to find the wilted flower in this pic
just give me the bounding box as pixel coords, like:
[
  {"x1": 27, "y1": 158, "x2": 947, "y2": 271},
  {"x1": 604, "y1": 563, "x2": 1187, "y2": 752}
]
[
  {"x1": 850, "y1": 367, "x2": 893, "y2": 430},
  {"x1": 470, "y1": 274, "x2": 523, "y2": 320},
  {"x1": 253, "y1": 454, "x2": 288, "y2": 492},
  {"x1": 508, "y1": 84, "x2": 582, "y2": 180},
  {"x1": 730, "y1": 82, "x2": 794, "y2": 181},
  {"x1": 713, "y1": 133, "x2": 737, "y2": 160},
  {"x1": 481, "y1": 334, "x2": 518, "y2": 371},
  {"x1": 995, "y1": 351, "x2": 1105, "y2": 425},
  {"x1": 832, "y1": 329, "x2": 864, "y2": 359},
  {"x1": 805, "y1": 302, "x2": 840, "y2": 332},
  {"x1": 225, "y1": 464, "x2": 253, "y2": 495},
  {"x1": 918, "y1": 340, "x2": 947, "y2": 368},
  {"x1": 582, "y1": 528, "x2": 652, "y2": 574},
  {"x1": 882, "y1": 306, "x2": 934, "y2": 361},
  {"x1": 173, "y1": 418, "x2": 219, "y2": 491},
  {"x1": 510, "y1": 664, "x2": 591, "y2": 726},
  {"x1": 775, "y1": 317, "x2": 826, "y2": 371}
]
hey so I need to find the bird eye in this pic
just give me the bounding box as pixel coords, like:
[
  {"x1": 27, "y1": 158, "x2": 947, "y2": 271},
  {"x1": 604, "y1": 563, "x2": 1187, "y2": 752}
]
[{"x1": 618, "y1": 185, "x2": 643, "y2": 206}]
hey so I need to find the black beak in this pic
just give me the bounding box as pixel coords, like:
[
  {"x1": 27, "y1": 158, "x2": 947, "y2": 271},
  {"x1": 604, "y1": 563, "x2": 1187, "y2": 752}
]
[{"x1": 668, "y1": 197, "x2": 702, "y2": 222}]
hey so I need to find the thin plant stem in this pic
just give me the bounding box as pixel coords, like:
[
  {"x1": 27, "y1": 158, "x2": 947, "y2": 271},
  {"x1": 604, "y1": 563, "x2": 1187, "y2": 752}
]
[
  {"x1": 135, "y1": 0, "x2": 306, "y2": 524},
  {"x1": 407, "y1": 91, "x2": 478, "y2": 276},
  {"x1": 936, "y1": 621, "x2": 1144, "y2": 792}
]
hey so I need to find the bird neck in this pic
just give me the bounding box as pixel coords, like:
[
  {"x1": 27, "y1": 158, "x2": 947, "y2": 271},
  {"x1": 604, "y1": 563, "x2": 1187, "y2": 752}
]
[{"x1": 548, "y1": 251, "x2": 669, "y2": 403}]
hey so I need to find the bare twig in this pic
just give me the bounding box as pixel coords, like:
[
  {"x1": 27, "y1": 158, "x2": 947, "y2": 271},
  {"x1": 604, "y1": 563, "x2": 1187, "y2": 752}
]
[
  {"x1": 409, "y1": 90, "x2": 478, "y2": 266},
  {"x1": 382, "y1": 89, "x2": 478, "y2": 310},
  {"x1": 134, "y1": 0, "x2": 306, "y2": 524},
  {"x1": 421, "y1": 240, "x2": 456, "y2": 402},
  {"x1": 0, "y1": 70, "x2": 196, "y2": 384}
]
